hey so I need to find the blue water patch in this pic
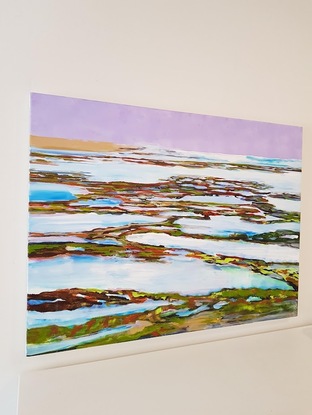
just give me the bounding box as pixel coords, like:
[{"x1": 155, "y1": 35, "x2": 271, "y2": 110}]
[
  {"x1": 27, "y1": 298, "x2": 173, "y2": 328},
  {"x1": 28, "y1": 299, "x2": 63, "y2": 306},
  {"x1": 29, "y1": 182, "x2": 85, "y2": 202},
  {"x1": 74, "y1": 198, "x2": 122, "y2": 207},
  {"x1": 213, "y1": 301, "x2": 229, "y2": 310},
  {"x1": 176, "y1": 305, "x2": 209, "y2": 317},
  {"x1": 30, "y1": 189, "x2": 77, "y2": 202},
  {"x1": 246, "y1": 155, "x2": 301, "y2": 168},
  {"x1": 87, "y1": 238, "x2": 122, "y2": 246}
]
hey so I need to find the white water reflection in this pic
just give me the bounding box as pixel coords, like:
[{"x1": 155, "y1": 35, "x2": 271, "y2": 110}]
[
  {"x1": 126, "y1": 233, "x2": 299, "y2": 263},
  {"x1": 29, "y1": 212, "x2": 166, "y2": 233},
  {"x1": 267, "y1": 197, "x2": 300, "y2": 212},
  {"x1": 28, "y1": 299, "x2": 173, "y2": 329},
  {"x1": 30, "y1": 149, "x2": 301, "y2": 194},
  {"x1": 181, "y1": 195, "x2": 250, "y2": 205},
  {"x1": 28, "y1": 255, "x2": 292, "y2": 296},
  {"x1": 31, "y1": 146, "x2": 302, "y2": 169},
  {"x1": 176, "y1": 215, "x2": 300, "y2": 237}
]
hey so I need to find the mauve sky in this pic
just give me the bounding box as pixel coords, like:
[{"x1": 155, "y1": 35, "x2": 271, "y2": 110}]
[{"x1": 30, "y1": 93, "x2": 302, "y2": 159}]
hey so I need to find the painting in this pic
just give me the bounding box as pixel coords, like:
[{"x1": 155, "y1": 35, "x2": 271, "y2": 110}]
[{"x1": 27, "y1": 93, "x2": 302, "y2": 356}]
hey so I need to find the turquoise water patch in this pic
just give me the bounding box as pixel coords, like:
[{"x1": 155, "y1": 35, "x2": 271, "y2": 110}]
[
  {"x1": 30, "y1": 189, "x2": 77, "y2": 202},
  {"x1": 29, "y1": 182, "x2": 86, "y2": 202},
  {"x1": 73, "y1": 198, "x2": 122, "y2": 207},
  {"x1": 87, "y1": 238, "x2": 122, "y2": 246}
]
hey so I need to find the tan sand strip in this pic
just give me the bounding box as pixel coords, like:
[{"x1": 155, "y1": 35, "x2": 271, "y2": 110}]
[{"x1": 30, "y1": 135, "x2": 135, "y2": 152}]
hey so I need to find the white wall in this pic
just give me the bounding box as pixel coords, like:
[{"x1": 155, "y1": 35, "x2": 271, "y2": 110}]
[{"x1": 1, "y1": 1, "x2": 312, "y2": 414}]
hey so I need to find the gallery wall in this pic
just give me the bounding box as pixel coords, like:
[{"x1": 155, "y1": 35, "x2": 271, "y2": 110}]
[{"x1": 1, "y1": 1, "x2": 311, "y2": 414}]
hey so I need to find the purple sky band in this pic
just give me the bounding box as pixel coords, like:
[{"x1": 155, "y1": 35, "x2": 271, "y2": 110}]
[{"x1": 31, "y1": 93, "x2": 302, "y2": 159}]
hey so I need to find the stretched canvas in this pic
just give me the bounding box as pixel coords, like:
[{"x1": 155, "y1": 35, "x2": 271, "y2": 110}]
[{"x1": 27, "y1": 93, "x2": 302, "y2": 356}]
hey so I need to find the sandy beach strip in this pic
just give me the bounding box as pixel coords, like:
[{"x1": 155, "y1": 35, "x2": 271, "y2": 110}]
[{"x1": 30, "y1": 135, "x2": 136, "y2": 152}]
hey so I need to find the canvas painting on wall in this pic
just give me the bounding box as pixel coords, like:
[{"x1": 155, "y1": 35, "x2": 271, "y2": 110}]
[{"x1": 27, "y1": 93, "x2": 302, "y2": 356}]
